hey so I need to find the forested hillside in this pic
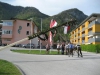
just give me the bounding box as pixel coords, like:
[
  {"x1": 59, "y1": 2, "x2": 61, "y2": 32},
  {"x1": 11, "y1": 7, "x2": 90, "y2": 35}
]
[{"x1": 0, "y1": 1, "x2": 88, "y2": 42}]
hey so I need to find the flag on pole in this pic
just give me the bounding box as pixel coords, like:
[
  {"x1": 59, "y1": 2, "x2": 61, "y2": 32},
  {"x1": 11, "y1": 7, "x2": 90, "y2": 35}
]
[
  {"x1": 50, "y1": 19, "x2": 57, "y2": 27},
  {"x1": 52, "y1": 20, "x2": 57, "y2": 27},
  {"x1": 49, "y1": 19, "x2": 57, "y2": 46},
  {"x1": 64, "y1": 26, "x2": 70, "y2": 34}
]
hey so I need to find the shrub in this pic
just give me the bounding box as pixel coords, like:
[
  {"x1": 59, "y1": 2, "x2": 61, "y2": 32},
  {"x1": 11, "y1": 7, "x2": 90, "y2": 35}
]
[{"x1": 81, "y1": 44, "x2": 100, "y2": 53}]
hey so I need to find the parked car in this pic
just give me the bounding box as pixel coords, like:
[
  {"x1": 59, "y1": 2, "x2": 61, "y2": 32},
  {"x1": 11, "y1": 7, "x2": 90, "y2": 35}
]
[
  {"x1": 15, "y1": 44, "x2": 22, "y2": 47},
  {"x1": 12, "y1": 44, "x2": 22, "y2": 47},
  {"x1": 22, "y1": 43, "x2": 35, "y2": 48},
  {"x1": 2, "y1": 44, "x2": 7, "y2": 46},
  {"x1": 37, "y1": 45, "x2": 40, "y2": 49}
]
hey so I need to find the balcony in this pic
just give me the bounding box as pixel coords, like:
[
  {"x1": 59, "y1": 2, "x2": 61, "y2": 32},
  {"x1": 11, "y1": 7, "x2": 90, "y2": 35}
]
[
  {"x1": 88, "y1": 32, "x2": 100, "y2": 37},
  {"x1": 82, "y1": 27, "x2": 85, "y2": 32},
  {"x1": 78, "y1": 30, "x2": 80, "y2": 33},
  {"x1": 78, "y1": 36, "x2": 80, "y2": 38},
  {"x1": 1, "y1": 34, "x2": 12, "y2": 38},
  {"x1": 82, "y1": 34, "x2": 85, "y2": 37},
  {"x1": 82, "y1": 40, "x2": 85, "y2": 44},
  {"x1": 88, "y1": 38, "x2": 100, "y2": 43},
  {"x1": 88, "y1": 31, "x2": 93, "y2": 35},
  {"x1": 88, "y1": 20, "x2": 100, "y2": 28},
  {"x1": 77, "y1": 42, "x2": 80, "y2": 45}
]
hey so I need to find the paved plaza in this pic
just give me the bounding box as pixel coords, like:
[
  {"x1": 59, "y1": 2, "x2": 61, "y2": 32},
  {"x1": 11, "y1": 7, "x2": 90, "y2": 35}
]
[{"x1": 0, "y1": 47, "x2": 100, "y2": 75}]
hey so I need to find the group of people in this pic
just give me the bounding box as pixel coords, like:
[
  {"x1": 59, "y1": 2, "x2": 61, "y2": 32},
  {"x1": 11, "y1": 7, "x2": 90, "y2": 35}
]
[
  {"x1": 57, "y1": 42, "x2": 83, "y2": 57},
  {"x1": 45, "y1": 42, "x2": 83, "y2": 57}
]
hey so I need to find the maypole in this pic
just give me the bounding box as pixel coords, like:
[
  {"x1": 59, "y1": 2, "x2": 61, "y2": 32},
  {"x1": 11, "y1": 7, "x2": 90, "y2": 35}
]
[{"x1": 0, "y1": 19, "x2": 77, "y2": 51}]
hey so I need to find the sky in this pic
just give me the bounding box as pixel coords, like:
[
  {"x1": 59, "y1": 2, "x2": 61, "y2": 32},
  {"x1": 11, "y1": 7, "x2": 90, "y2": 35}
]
[{"x1": 0, "y1": 0, "x2": 100, "y2": 16}]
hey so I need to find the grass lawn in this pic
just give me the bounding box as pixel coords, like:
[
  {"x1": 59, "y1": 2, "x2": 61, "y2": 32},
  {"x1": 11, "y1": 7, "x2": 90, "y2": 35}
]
[
  {"x1": 11, "y1": 49, "x2": 60, "y2": 55},
  {"x1": 0, "y1": 59, "x2": 22, "y2": 75}
]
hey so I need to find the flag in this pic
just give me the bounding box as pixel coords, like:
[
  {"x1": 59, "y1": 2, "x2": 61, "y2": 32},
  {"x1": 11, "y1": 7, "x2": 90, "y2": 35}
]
[
  {"x1": 50, "y1": 19, "x2": 57, "y2": 28},
  {"x1": 49, "y1": 19, "x2": 57, "y2": 46},
  {"x1": 64, "y1": 26, "x2": 70, "y2": 34},
  {"x1": 52, "y1": 20, "x2": 57, "y2": 27},
  {"x1": 67, "y1": 26, "x2": 70, "y2": 31}
]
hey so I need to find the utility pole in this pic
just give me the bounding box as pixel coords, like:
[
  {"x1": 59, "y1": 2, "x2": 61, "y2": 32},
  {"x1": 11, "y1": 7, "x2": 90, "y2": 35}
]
[
  {"x1": 40, "y1": 18, "x2": 42, "y2": 53},
  {"x1": 30, "y1": 18, "x2": 33, "y2": 50}
]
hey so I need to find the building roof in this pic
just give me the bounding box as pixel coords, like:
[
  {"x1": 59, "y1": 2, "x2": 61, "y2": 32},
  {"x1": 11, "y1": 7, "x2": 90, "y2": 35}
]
[{"x1": 71, "y1": 13, "x2": 100, "y2": 32}]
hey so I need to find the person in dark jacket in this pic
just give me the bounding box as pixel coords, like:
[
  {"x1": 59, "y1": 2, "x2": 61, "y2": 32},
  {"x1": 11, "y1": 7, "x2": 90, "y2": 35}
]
[
  {"x1": 76, "y1": 45, "x2": 83, "y2": 57},
  {"x1": 61, "y1": 42, "x2": 65, "y2": 55}
]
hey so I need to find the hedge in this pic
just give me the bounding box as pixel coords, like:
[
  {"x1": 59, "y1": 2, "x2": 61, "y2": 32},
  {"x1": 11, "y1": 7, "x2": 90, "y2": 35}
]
[{"x1": 81, "y1": 44, "x2": 100, "y2": 53}]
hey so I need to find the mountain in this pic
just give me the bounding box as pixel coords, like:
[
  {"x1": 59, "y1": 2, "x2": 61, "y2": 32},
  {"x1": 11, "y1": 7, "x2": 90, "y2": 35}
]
[
  {"x1": 41, "y1": 8, "x2": 88, "y2": 42},
  {"x1": 0, "y1": 1, "x2": 49, "y2": 21},
  {"x1": 0, "y1": 2, "x2": 88, "y2": 29},
  {"x1": 42, "y1": 8, "x2": 88, "y2": 29},
  {"x1": 0, "y1": 1, "x2": 88, "y2": 42}
]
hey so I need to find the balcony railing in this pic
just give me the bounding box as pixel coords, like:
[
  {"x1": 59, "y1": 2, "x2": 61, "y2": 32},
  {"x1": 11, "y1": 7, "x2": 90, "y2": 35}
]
[
  {"x1": 82, "y1": 40, "x2": 85, "y2": 44},
  {"x1": 1, "y1": 34, "x2": 12, "y2": 38},
  {"x1": 88, "y1": 38, "x2": 100, "y2": 43},
  {"x1": 78, "y1": 36, "x2": 80, "y2": 38},
  {"x1": 88, "y1": 20, "x2": 100, "y2": 28},
  {"x1": 77, "y1": 42, "x2": 80, "y2": 45},
  {"x1": 78, "y1": 30, "x2": 80, "y2": 33},
  {"x1": 82, "y1": 34, "x2": 85, "y2": 37},
  {"x1": 88, "y1": 31, "x2": 93, "y2": 35},
  {"x1": 82, "y1": 27, "x2": 85, "y2": 31}
]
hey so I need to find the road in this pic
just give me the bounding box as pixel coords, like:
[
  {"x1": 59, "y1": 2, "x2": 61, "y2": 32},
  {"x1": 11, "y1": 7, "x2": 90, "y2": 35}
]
[{"x1": 0, "y1": 47, "x2": 100, "y2": 75}]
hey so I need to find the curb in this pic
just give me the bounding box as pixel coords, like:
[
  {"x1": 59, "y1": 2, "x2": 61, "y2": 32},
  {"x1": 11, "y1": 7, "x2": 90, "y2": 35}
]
[{"x1": 15, "y1": 64, "x2": 26, "y2": 75}]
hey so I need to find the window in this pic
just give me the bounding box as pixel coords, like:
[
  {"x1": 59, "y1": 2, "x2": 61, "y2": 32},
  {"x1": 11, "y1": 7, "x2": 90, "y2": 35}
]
[
  {"x1": 27, "y1": 23, "x2": 30, "y2": 27},
  {"x1": 4, "y1": 39, "x2": 11, "y2": 41},
  {"x1": 3, "y1": 22, "x2": 13, "y2": 26},
  {"x1": 2, "y1": 30, "x2": 12, "y2": 34},
  {"x1": 26, "y1": 31, "x2": 29, "y2": 35}
]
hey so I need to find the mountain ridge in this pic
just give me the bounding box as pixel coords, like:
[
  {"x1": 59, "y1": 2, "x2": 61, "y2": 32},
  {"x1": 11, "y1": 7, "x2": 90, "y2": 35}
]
[
  {"x1": 0, "y1": 1, "x2": 88, "y2": 30},
  {"x1": 0, "y1": 1, "x2": 88, "y2": 42}
]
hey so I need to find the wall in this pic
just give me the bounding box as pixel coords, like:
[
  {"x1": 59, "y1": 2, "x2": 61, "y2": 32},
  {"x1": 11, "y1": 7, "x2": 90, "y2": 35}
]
[{"x1": 12, "y1": 20, "x2": 31, "y2": 44}]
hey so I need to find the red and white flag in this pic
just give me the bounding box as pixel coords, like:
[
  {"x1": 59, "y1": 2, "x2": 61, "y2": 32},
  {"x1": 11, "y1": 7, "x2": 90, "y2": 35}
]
[
  {"x1": 64, "y1": 26, "x2": 70, "y2": 34},
  {"x1": 49, "y1": 19, "x2": 57, "y2": 46},
  {"x1": 50, "y1": 19, "x2": 57, "y2": 28}
]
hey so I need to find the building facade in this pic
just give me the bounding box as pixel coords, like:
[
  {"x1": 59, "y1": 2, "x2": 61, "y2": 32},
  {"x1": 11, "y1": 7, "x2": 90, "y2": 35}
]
[
  {"x1": 1, "y1": 19, "x2": 39, "y2": 47},
  {"x1": 70, "y1": 13, "x2": 100, "y2": 45}
]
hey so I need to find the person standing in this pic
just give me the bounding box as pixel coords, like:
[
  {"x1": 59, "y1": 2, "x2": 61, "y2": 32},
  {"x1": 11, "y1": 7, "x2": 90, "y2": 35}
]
[
  {"x1": 65, "y1": 43, "x2": 69, "y2": 55},
  {"x1": 69, "y1": 42, "x2": 74, "y2": 57},
  {"x1": 57, "y1": 43, "x2": 60, "y2": 54},
  {"x1": 61, "y1": 42, "x2": 65, "y2": 55},
  {"x1": 76, "y1": 45, "x2": 83, "y2": 57},
  {"x1": 46, "y1": 44, "x2": 50, "y2": 54}
]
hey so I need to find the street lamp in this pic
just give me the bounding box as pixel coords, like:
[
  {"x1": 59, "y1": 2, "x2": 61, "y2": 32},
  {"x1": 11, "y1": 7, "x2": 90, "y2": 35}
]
[
  {"x1": 40, "y1": 18, "x2": 42, "y2": 53},
  {"x1": 30, "y1": 18, "x2": 33, "y2": 49}
]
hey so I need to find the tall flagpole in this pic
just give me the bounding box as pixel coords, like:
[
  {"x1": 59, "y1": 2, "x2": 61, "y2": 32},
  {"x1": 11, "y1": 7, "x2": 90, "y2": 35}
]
[
  {"x1": 0, "y1": 20, "x2": 77, "y2": 51},
  {"x1": 49, "y1": 19, "x2": 53, "y2": 53}
]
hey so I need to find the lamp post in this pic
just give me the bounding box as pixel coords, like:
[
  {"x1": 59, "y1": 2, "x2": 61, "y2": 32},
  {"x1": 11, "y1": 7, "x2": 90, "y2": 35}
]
[
  {"x1": 40, "y1": 18, "x2": 42, "y2": 53},
  {"x1": 30, "y1": 18, "x2": 33, "y2": 49}
]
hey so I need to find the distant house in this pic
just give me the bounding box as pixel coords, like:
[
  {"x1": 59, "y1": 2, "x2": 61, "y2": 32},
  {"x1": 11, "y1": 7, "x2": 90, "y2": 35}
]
[
  {"x1": 70, "y1": 13, "x2": 100, "y2": 45},
  {"x1": 1, "y1": 18, "x2": 39, "y2": 47}
]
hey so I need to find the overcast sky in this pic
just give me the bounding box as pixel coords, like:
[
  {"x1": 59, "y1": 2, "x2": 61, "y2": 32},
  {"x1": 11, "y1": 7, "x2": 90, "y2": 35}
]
[{"x1": 0, "y1": 0, "x2": 100, "y2": 16}]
